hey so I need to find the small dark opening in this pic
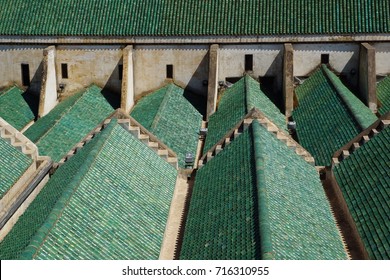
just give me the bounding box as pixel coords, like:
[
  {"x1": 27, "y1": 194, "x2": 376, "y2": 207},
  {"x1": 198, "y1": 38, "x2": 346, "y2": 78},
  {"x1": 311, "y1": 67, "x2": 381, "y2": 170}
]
[
  {"x1": 61, "y1": 63, "x2": 68, "y2": 79},
  {"x1": 21, "y1": 64, "x2": 30, "y2": 86},
  {"x1": 118, "y1": 64, "x2": 123, "y2": 80},
  {"x1": 245, "y1": 54, "x2": 253, "y2": 71},
  {"x1": 321, "y1": 54, "x2": 330, "y2": 64},
  {"x1": 166, "y1": 64, "x2": 173, "y2": 79}
]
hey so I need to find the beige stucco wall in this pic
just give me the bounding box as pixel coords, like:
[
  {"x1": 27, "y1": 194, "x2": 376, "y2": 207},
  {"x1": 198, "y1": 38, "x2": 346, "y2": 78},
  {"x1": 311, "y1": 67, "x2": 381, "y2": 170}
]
[
  {"x1": 0, "y1": 45, "x2": 45, "y2": 92},
  {"x1": 133, "y1": 45, "x2": 209, "y2": 97},
  {"x1": 293, "y1": 43, "x2": 359, "y2": 76},
  {"x1": 218, "y1": 44, "x2": 283, "y2": 81},
  {"x1": 373, "y1": 43, "x2": 390, "y2": 76},
  {"x1": 56, "y1": 46, "x2": 123, "y2": 96}
]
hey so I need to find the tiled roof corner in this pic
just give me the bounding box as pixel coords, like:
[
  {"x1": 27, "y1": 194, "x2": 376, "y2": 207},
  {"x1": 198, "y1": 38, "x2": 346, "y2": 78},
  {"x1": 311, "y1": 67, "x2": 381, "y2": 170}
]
[
  {"x1": 24, "y1": 85, "x2": 115, "y2": 162},
  {"x1": 131, "y1": 83, "x2": 202, "y2": 167},
  {"x1": 0, "y1": 86, "x2": 35, "y2": 131}
]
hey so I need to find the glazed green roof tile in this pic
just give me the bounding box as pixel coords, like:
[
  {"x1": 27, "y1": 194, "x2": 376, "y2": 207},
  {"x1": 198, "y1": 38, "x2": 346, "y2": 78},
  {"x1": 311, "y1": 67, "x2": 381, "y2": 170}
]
[
  {"x1": 377, "y1": 76, "x2": 390, "y2": 115},
  {"x1": 131, "y1": 83, "x2": 202, "y2": 167},
  {"x1": 24, "y1": 85, "x2": 115, "y2": 162},
  {"x1": 334, "y1": 126, "x2": 390, "y2": 260},
  {"x1": 0, "y1": 1, "x2": 388, "y2": 36},
  {"x1": 0, "y1": 86, "x2": 35, "y2": 130},
  {"x1": 292, "y1": 65, "x2": 377, "y2": 166},
  {"x1": 0, "y1": 137, "x2": 32, "y2": 199},
  {"x1": 204, "y1": 75, "x2": 286, "y2": 153},
  {"x1": 180, "y1": 121, "x2": 347, "y2": 260},
  {"x1": 0, "y1": 119, "x2": 177, "y2": 260}
]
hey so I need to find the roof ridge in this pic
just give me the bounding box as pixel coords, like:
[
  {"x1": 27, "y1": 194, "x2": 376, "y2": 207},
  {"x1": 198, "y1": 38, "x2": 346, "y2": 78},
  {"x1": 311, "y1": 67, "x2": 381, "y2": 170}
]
[
  {"x1": 321, "y1": 65, "x2": 377, "y2": 130},
  {"x1": 20, "y1": 119, "x2": 118, "y2": 259},
  {"x1": 0, "y1": 85, "x2": 21, "y2": 97},
  {"x1": 32, "y1": 91, "x2": 84, "y2": 146},
  {"x1": 251, "y1": 120, "x2": 274, "y2": 260},
  {"x1": 150, "y1": 83, "x2": 175, "y2": 130}
]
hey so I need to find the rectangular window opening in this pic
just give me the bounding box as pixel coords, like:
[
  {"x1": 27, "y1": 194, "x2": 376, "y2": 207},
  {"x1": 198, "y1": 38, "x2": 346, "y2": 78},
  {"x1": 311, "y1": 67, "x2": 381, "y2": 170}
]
[
  {"x1": 245, "y1": 54, "x2": 253, "y2": 71},
  {"x1": 61, "y1": 63, "x2": 68, "y2": 79},
  {"x1": 321, "y1": 54, "x2": 330, "y2": 64},
  {"x1": 21, "y1": 64, "x2": 30, "y2": 86},
  {"x1": 118, "y1": 64, "x2": 123, "y2": 80},
  {"x1": 166, "y1": 64, "x2": 173, "y2": 79}
]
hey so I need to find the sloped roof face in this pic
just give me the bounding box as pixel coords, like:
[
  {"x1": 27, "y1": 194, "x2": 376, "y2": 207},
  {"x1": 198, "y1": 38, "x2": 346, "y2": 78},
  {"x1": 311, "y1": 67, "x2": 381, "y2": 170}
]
[
  {"x1": 334, "y1": 126, "x2": 390, "y2": 260},
  {"x1": 131, "y1": 84, "x2": 202, "y2": 167},
  {"x1": 292, "y1": 65, "x2": 377, "y2": 166},
  {"x1": 0, "y1": 120, "x2": 177, "y2": 260},
  {"x1": 0, "y1": 0, "x2": 388, "y2": 36},
  {"x1": 0, "y1": 137, "x2": 32, "y2": 199},
  {"x1": 181, "y1": 121, "x2": 347, "y2": 260},
  {"x1": 24, "y1": 85, "x2": 115, "y2": 162},
  {"x1": 204, "y1": 75, "x2": 286, "y2": 153},
  {"x1": 377, "y1": 76, "x2": 390, "y2": 115},
  {"x1": 0, "y1": 86, "x2": 34, "y2": 130}
]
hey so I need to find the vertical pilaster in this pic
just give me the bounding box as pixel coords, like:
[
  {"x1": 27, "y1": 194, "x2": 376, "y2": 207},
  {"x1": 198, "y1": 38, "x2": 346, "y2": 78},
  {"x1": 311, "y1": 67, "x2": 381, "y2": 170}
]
[
  {"x1": 206, "y1": 44, "x2": 219, "y2": 120},
  {"x1": 38, "y1": 46, "x2": 57, "y2": 117},
  {"x1": 283, "y1": 43, "x2": 294, "y2": 118},
  {"x1": 359, "y1": 43, "x2": 377, "y2": 113},
  {"x1": 121, "y1": 45, "x2": 135, "y2": 113}
]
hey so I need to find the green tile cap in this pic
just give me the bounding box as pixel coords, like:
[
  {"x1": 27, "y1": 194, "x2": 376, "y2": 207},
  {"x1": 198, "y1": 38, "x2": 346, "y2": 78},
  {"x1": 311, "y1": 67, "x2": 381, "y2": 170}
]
[{"x1": 0, "y1": 119, "x2": 177, "y2": 260}]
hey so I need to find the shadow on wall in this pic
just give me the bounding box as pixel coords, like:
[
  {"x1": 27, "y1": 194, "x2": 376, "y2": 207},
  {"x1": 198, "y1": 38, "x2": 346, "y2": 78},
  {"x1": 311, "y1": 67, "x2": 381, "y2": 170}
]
[
  {"x1": 184, "y1": 53, "x2": 208, "y2": 117},
  {"x1": 102, "y1": 60, "x2": 122, "y2": 109},
  {"x1": 262, "y1": 51, "x2": 283, "y2": 113},
  {"x1": 339, "y1": 53, "x2": 359, "y2": 94},
  {"x1": 23, "y1": 61, "x2": 43, "y2": 120}
]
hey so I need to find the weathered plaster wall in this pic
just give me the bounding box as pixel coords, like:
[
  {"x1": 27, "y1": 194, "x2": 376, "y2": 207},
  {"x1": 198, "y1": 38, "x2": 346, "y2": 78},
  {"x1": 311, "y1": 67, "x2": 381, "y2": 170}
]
[
  {"x1": 373, "y1": 43, "x2": 390, "y2": 76},
  {"x1": 56, "y1": 46, "x2": 122, "y2": 96},
  {"x1": 218, "y1": 44, "x2": 283, "y2": 81},
  {"x1": 133, "y1": 45, "x2": 209, "y2": 97},
  {"x1": 0, "y1": 45, "x2": 45, "y2": 92}
]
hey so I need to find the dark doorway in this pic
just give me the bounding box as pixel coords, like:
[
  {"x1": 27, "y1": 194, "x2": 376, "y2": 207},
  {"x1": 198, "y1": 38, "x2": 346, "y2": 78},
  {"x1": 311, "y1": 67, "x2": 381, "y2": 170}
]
[{"x1": 21, "y1": 64, "x2": 30, "y2": 86}]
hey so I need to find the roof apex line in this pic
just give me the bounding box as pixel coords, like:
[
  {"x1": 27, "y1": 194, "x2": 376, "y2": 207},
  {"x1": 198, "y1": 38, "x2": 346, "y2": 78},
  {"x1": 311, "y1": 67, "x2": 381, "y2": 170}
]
[
  {"x1": 150, "y1": 84, "x2": 176, "y2": 130},
  {"x1": 321, "y1": 65, "x2": 376, "y2": 130},
  {"x1": 20, "y1": 120, "x2": 118, "y2": 260},
  {"x1": 251, "y1": 120, "x2": 274, "y2": 260}
]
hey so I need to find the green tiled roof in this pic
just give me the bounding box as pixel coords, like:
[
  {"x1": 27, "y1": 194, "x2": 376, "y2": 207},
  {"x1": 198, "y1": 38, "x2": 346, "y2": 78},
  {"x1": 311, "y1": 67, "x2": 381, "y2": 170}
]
[
  {"x1": 292, "y1": 65, "x2": 377, "y2": 166},
  {"x1": 0, "y1": 119, "x2": 177, "y2": 260},
  {"x1": 0, "y1": 86, "x2": 35, "y2": 130},
  {"x1": 0, "y1": 1, "x2": 388, "y2": 36},
  {"x1": 334, "y1": 126, "x2": 390, "y2": 260},
  {"x1": 0, "y1": 137, "x2": 32, "y2": 199},
  {"x1": 204, "y1": 75, "x2": 286, "y2": 153},
  {"x1": 377, "y1": 76, "x2": 390, "y2": 115},
  {"x1": 24, "y1": 85, "x2": 115, "y2": 162},
  {"x1": 180, "y1": 121, "x2": 347, "y2": 260},
  {"x1": 131, "y1": 84, "x2": 202, "y2": 167}
]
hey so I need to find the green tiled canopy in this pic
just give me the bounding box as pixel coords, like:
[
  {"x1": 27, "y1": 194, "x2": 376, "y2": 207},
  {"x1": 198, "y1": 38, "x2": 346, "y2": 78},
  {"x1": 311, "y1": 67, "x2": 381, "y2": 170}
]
[
  {"x1": 334, "y1": 125, "x2": 390, "y2": 260},
  {"x1": 180, "y1": 121, "x2": 347, "y2": 260},
  {"x1": 0, "y1": 1, "x2": 388, "y2": 36},
  {"x1": 24, "y1": 85, "x2": 115, "y2": 162},
  {"x1": 204, "y1": 75, "x2": 286, "y2": 153},
  {"x1": 131, "y1": 83, "x2": 202, "y2": 167},
  {"x1": 0, "y1": 86, "x2": 35, "y2": 130},
  {"x1": 292, "y1": 65, "x2": 377, "y2": 166},
  {"x1": 0, "y1": 119, "x2": 177, "y2": 260}
]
